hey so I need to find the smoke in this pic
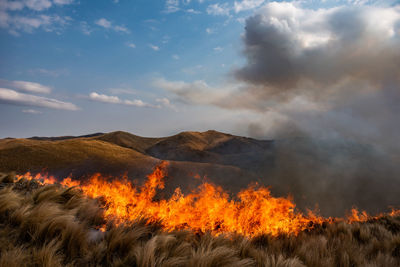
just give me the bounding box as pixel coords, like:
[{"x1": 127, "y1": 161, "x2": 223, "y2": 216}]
[
  {"x1": 233, "y1": 3, "x2": 400, "y2": 148},
  {"x1": 232, "y1": 3, "x2": 400, "y2": 215},
  {"x1": 236, "y1": 3, "x2": 400, "y2": 91},
  {"x1": 156, "y1": 2, "x2": 400, "y2": 216}
]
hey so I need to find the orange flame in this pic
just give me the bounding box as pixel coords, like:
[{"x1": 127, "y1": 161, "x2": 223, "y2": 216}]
[{"x1": 15, "y1": 162, "x2": 398, "y2": 237}]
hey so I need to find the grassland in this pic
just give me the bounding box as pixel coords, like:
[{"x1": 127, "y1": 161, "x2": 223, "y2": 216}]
[{"x1": 1, "y1": 173, "x2": 399, "y2": 267}]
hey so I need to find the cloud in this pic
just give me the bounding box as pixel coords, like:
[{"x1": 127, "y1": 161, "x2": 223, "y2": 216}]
[
  {"x1": 80, "y1": 21, "x2": 92, "y2": 35},
  {"x1": 0, "y1": 79, "x2": 51, "y2": 94},
  {"x1": 165, "y1": 0, "x2": 180, "y2": 13},
  {"x1": 22, "y1": 108, "x2": 42, "y2": 114},
  {"x1": 89, "y1": 92, "x2": 120, "y2": 104},
  {"x1": 21, "y1": 0, "x2": 52, "y2": 11},
  {"x1": 206, "y1": 3, "x2": 230, "y2": 16},
  {"x1": 186, "y1": 8, "x2": 201, "y2": 14},
  {"x1": 234, "y1": 0, "x2": 265, "y2": 13},
  {"x1": 95, "y1": 18, "x2": 111, "y2": 28},
  {"x1": 113, "y1": 25, "x2": 130, "y2": 33},
  {"x1": 0, "y1": 88, "x2": 78, "y2": 110},
  {"x1": 126, "y1": 42, "x2": 136, "y2": 48},
  {"x1": 149, "y1": 44, "x2": 160, "y2": 51},
  {"x1": 108, "y1": 88, "x2": 138, "y2": 95},
  {"x1": 28, "y1": 68, "x2": 69, "y2": 77},
  {"x1": 206, "y1": 27, "x2": 214, "y2": 34},
  {"x1": 156, "y1": 97, "x2": 177, "y2": 110},
  {"x1": 156, "y1": 3, "x2": 400, "y2": 151},
  {"x1": 153, "y1": 77, "x2": 268, "y2": 112},
  {"x1": 53, "y1": 0, "x2": 74, "y2": 5},
  {"x1": 0, "y1": 0, "x2": 55, "y2": 11},
  {"x1": 0, "y1": 0, "x2": 74, "y2": 35},
  {"x1": 1, "y1": 14, "x2": 71, "y2": 35},
  {"x1": 172, "y1": 54, "x2": 179, "y2": 60},
  {"x1": 89, "y1": 92, "x2": 157, "y2": 108},
  {"x1": 95, "y1": 18, "x2": 130, "y2": 34},
  {"x1": 213, "y1": 46, "x2": 223, "y2": 52}
]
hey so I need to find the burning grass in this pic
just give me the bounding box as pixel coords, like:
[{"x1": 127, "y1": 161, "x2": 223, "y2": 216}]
[
  {"x1": 1, "y1": 165, "x2": 400, "y2": 266},
  {"x1": 16, "y1": 161, "x2": 328, "y2": 237}
]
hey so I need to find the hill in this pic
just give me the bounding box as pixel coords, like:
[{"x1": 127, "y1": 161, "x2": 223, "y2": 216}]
[
  {"x1": 1, "y1": 130, "x2": 400, "y2": 216},
  {"x1": 0, "y1": 130, "x2": 266, "y2": 196}
]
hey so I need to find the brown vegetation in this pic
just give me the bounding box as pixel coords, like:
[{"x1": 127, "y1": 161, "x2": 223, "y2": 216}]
[{"x1": 1, "y1": 172, "x2": 400, "y2": 266}]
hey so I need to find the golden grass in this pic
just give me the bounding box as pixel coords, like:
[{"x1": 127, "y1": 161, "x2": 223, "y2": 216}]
[
  {"x1": 0, "y1": 138, "x2": 155, "y2": 174},
  {"x1": 0, "y1": 173, "x2": 399, "y2": 266}
]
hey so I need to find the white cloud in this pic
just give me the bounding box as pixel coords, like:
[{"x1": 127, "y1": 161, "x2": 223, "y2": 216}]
[
  {"x1": 186, "y1": 8, "x2": 201, "y2": 14},
  {"x1": 80, "y1": 21, "x2": 92, "y2": 35},
  {"x1": 123, "y1": 99, "x2": 150, "y2": 107},
  {"x1": 22, "y1": 109, "x2": 42, "y2": 114},
  {"x1": 95, "y1": 18, "x2": 111, "y2": 28},
  {"x1": 24, "y1": 0, "x2": 52, "y2": 11},
  {"x1": 89, "y1": 92, "x2": 157, "y2": 108},
  {"x1": 0, "y1": 1, "x2": 24, "y2": 11},
  {"x1": 0, "y1": 88, "x2": 78, "y2": 110},
  {"x1": 206, "y1": 3, "x2": 230, "y2": 16},
  {"x1": 234, "y1": 0, "x2": 265, "y2": 13},
  {"x1": 165, "y1": 0, "x2": 180, "y2": 13},
  {"x1": 89, "y1": 92, "x2": 120, "y2": 104},
  {"x1": 28, "y1": 68, "x2": 69, "y2": 77},
  {"x1": 0, "y1": 79, "x2": 51, "y2": 94},
  {"x1": 0, "y1": 0, "x2": 74, "y2": 11},
  {"x1": 172, "y1": 54, "x2": 180, "y2": 60},
  {"x1": 95, "y1": 18, "x2": 130, "y2": 34},
  {"x1": 213, "y1": 46, "x2": 223, "y2": 52},
  {"x1": 156, "y1": 97, "x2": 177, "y2": 110},
  {"x1": 108, "y1": 88, "x2": 137, "y2": 95},
  {"x1": 114, "y1": 25, "x2": 130, "y2": 33},
  {"x1": 126, "y1": 42, "x2": 136, "y2": 48},
  {"x1": 206, "y1": 27, "x2": 215, "y2": 34},
  {"x1": 53, "y1": 0, "x2": 74, "y2": 5},
  {"x1": 153, "y1": 78, "x2": 237, "y2": 108},
  {"x1": 0, "y1": 0, "x2": 74, "y2": 35},
  {"x1": 153, "y1": 77, "x2": 290, "y2": 112},
  {"x1": 162, "y1": 35, "x2": 170, "y2": 44},
  {"x1": 1, "y1": 14, "x2": 71, "y2": 35},
  {"x1": 149, "y1": 44, "x2": 160, "y2": 51}
]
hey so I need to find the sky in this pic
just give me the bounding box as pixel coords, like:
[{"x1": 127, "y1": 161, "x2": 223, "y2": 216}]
[{"x1": 0, "y1": 0, "x2": 399, "y2": 141}]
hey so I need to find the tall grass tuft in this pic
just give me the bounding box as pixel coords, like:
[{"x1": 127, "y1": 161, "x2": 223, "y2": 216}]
[{"x1": 0, "y1": 173, "x2": 399, "y2": 266}]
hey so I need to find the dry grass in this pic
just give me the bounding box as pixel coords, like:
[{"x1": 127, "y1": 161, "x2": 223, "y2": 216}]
[{"x1": 0, "y1": 173, "x2": 399, "y2": 267}]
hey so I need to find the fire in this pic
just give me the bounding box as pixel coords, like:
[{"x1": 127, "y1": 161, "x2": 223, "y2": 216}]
[{"x1": 15, "y1": 162, "x2": 397, "y2": 237}]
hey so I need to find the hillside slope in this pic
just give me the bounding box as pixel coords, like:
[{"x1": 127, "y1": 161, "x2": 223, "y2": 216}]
[
  {"x1": 0, "y1": 130, "x2": 265, "y2": 194},
  {"x1": 2, "y1": 130, "x2": 400, "y2": 216}
]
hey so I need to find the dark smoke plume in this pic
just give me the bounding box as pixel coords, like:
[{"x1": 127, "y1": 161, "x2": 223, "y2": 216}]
[{"x1": 155, "y1": 2, "x2": 400, "y2": 216}]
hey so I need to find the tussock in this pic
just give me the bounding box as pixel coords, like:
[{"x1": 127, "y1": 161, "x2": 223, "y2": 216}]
[{"x1": 0, "y1": 173, "x2": 399, "y2": 266}]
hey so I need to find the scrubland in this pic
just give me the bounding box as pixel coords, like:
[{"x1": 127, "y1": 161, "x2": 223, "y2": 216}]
[{"x1": 0, "y1": 173, "x2": 399, "y2": 267}]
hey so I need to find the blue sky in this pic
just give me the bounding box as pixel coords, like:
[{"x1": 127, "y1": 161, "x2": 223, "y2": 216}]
[{"x1": 1, "y1": 0, "x2": 399, "y2": 140}]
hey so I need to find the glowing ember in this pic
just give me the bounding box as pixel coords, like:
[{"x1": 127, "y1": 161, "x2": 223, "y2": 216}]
[{"x1": 15, "y1": 162, "x2": 397, "y2": 237}]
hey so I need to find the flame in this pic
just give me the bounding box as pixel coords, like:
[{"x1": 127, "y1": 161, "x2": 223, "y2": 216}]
[{"x1": 15, "y1": 162, "x2": 398, "y2": 237}]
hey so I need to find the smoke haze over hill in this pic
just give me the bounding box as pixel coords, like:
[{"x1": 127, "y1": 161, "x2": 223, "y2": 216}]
[{"x1": 1, "y1": 130, "x2": 399, "y2": 217}]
